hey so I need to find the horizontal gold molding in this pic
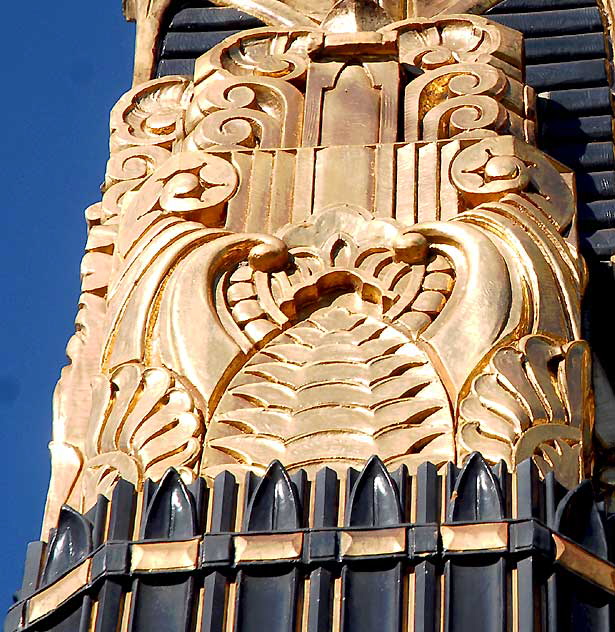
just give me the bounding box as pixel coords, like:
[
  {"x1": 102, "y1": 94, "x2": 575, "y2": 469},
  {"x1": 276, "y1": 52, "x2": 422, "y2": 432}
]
[
  {"x1": 441, "y1": 523, "x2": 508, "y2": 552},
  {"x1": 21, "y1": 523, "x2": 615, "y2": 626},
  {"x1": 131, "y1": 538, "x2": 200, "y2": 573},
  {"x1": 339, "y1": 528, "x2": 406, "y2": 557},
  {"x1": 27, "y1": 559, "x2": 91, "y2": 625},
  {"x1": 234, "y1": 533, "x2": 304, "y2": 563},
  {"x1": 554, "y1": 534, "x2": 615, "y2": 595}
]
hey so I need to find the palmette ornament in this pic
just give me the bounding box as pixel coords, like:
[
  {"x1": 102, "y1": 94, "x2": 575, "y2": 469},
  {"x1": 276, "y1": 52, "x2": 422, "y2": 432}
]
[{"x1": 45, "y1": 6, "x2": 592, "y2": 536}]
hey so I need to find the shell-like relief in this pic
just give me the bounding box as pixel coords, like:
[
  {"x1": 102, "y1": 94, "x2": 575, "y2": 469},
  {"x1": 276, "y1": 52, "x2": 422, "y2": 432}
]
[
  {"x1": 457, "y1": 335, "x2": 592, "y2": 487},
  {"x1": 81, "y1": 364, "x2": 204, "y2": 507},
  {"x1": 110, "y1": 76, "x2": 193, "y2": 153},
  {"x1": 202, "y1": 306, "x2": 455, "y2": 478},
  {"x1": 217, "y1": 206, "x2": 456, "y2": 355}
]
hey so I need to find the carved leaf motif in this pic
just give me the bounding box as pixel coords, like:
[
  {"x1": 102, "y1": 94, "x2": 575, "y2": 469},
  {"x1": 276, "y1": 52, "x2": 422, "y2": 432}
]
[
  {"x1": 82, "y1": 364, "x2": 204, "y2": 507},
  {"x1": 203, "y1": 306, "x2": 454, "y2": 478},
  {"x1": 457, "y1": 334, "x2": 591, "y2": 487}
]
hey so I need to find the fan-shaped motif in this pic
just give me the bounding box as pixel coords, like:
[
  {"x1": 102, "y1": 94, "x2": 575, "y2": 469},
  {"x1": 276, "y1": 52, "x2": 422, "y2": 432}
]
[{"x1": 202, "y1": 306, "x2": 454, "y2": 477}]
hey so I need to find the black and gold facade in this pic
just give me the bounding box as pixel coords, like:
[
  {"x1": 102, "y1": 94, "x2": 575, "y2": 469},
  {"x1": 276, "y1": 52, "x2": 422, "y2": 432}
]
[{"x1": 6, "y1": 0, "x2": 615, "y2": 629}]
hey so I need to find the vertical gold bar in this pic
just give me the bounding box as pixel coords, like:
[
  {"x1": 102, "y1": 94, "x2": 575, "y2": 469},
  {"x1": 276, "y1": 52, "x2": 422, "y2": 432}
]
[
  {"x1": 246, "y1": 150, "x2": 274, "y2": 233},
  {"x1": 440, "y1": 472, "x2": 447, "y2": 525},
  {"x1": 226, "y1": 152, "x2": 253, "y2": 233},
  {"x1": 395, "y1": 143, "x2": 417, "y2": 225},
  {"x1": 512, "y1": 568, "x2": 519, "y2": 632},
  {"x1": 89, "y1": 599, "x2": 99, "y2": 632},
  {"x1": 132, "y1": 490, "x2": 145, "y2": 540},
  {"x1": 235, "y1": 477, "x2": 248, "y2": 532},
  {"x1": 439, "y1": 141, "x2": 461, "y2": 221},
  {"x1": 292, "y1": 147, "x2": 316, "y2": 223},
  {"x1": 417, "y1": 143, "x2": 438, "y2": 223},
  {"x1": 332, "y1": 577, "x2": 343, "y2": 632},
  {"x1": 120, "y1": 591, "x2": 133, "y2": 632},
  {"x1": 375, "y1": 143, "x2": 396, "y2": 219},
  {"x1": 338, "y1": 476, "x2": 348, "y2": 528},
  {"x1": 301, "y1": 577, "x2": 311, "y2": 632},
  {"x1": 439, "y1": 574, "x2": 446, "y2": 632},
  {"x1": 205, "y1": 478, "x2": 215, "y2": 534},
  {"x1": 511, "y1": 470, "x2": 518, "y2": 520},
  {"x1": 195, "y1": 585, "x2": 206, "y2": 632},
  {"x1": 405, "y1": 569, "x2": 414, "y2": 632},
  {"x1": 410, "y1": 473, "x2": 418, "y2": 524},
  {"x1": 269, "y1": 150, "x2": 296, "y2": 233},
  {"x1": 225, "y1": 582, "x2": 238, "y2": 632}
]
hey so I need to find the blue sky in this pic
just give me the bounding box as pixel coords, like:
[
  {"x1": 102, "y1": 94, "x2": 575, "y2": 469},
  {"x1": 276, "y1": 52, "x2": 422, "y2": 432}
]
[{"x1": 0, "y1": 2, "x2": 135, "y2": 612}]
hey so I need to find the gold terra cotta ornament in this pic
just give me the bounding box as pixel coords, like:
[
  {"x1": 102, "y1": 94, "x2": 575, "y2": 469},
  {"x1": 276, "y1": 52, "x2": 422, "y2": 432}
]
[{"x1": 44, "y1": 0, "x2": 595, "y2": 535}]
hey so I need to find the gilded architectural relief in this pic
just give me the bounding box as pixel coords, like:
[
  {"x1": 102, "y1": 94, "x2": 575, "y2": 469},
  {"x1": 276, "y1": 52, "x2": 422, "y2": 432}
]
[{"x1": 45, "y1": 9, "x2": 594, "y2": 531}]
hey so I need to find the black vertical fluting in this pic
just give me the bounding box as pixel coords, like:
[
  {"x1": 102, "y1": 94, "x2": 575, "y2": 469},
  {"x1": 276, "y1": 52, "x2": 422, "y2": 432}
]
[
  {"x1": 341, "y1": 456, "x2": 404, "y2": 632},
  {"x1": 549, "y1": 481, "x2": 612, "y2": 631},
  {"x1": 94, "y1": 480, "x2": 136, "y2": 632},
  {"x1": 514, "y1": 459, "x2": 548, "y2": 632},
  {"x1": 201, "y1": 470, "x2": 238, "y2": 632},
  {"x1": 543, "y1": 471, "x2": 568, "y2": 632},
  {"x1": 128, "y1": 469, "x2": 199, "y2": 632},
  {"x1": 307, "y1": 467, "x2": 339, "y2": 632},
  {"x1": 39, "y1": 506, "x2": 94, "y2": 632},
  {"x1": 444, "y1": 453, "x2": 507, "y2": 632},
  {"x1": 413, "y1": 461, "x2": 440, "y2": 632},
  {"x1": 234, "y1": 461, "x2": 302, "y2": 632}
]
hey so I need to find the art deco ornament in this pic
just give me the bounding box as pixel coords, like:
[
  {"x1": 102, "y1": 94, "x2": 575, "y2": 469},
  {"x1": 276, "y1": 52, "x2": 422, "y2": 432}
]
[{"x1": 44, "y1": 3, "x2": 593, "y2": 536}]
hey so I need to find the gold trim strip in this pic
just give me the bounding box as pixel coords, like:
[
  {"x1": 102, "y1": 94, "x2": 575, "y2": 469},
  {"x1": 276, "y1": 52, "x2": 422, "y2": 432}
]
[
  {"x1": 234, "y1": 533, "x2": 304, "y2": 563},
  {"x1": 339, "y1": 528, "x2": 406, "y2": 557},
  {"x1": 441, "y1": 523, "x2": 508, "y2": 552},
  {"x1": 131, "y1": 538, "x2": 201, "y2": 572},
  {"x1": 553, "y1": 534, "x2": 615, "y2": 595},
  {"x1": 27, "y1": 559, "x2": 92, "y2": 624}
]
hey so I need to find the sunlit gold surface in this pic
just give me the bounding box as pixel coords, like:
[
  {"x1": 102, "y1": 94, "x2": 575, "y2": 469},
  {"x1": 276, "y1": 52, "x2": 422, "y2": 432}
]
[
  {"x1": 44, "y1": 5, "x2": 595, "y2": 534},
  {"x1": 234, "y1": 533, "x2": 304, "y2": 561},
  {"x1": 441, "y1": 523, "x2": 508, "y2": 551},
  {"x1": 27, "y1": 560, "x2": 91, "y2": 624},
  {"x1": 339, "y1": 527, "x2": 406, "y2": 556},
  {"x1": 553, "y1": 534, "x2": 615, "y2": 595},
  {"x1": 130, "y1": 538, "x2": 201, "y2": 572}
]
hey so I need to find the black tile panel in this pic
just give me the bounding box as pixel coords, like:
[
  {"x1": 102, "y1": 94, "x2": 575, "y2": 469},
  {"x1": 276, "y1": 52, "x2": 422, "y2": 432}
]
[
  {"x1": 526, "y1": 59, "x2": 607, "y2": 91},
  {"x1": 488, "y1": 7, "x2": 603, "y2": 36},
  {"x1": 170, "y1": 7, "x2": 262, "y2": 30},
  {"x1": 524, "y1": 32, "x2": 606, "y2": 63}
]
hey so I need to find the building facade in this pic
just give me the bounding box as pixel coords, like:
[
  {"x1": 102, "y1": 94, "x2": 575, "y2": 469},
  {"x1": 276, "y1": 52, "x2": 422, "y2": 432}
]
[{"x1": 5, "y1": 0, "x2": 615, "y2": 629}]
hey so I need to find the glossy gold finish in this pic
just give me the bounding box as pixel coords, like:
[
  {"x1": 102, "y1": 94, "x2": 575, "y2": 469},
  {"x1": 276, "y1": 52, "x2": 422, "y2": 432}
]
[
  {"x1": 46, "y1": 2, "x2": 595, "y2": 533},
  {"x1": 441, "y1": 523, "x2": 508, "y2": 552},
  {"x1": 130, "y1": 538, "x2": 201, "y2": 572},
  {"x1": 339, "y1": 527, "x2": 406, "y2": 556},
  {"x1": 234, "y1": 533, "x2": 304, "y2": 562},
  {"x1": 553, "y1": 534, "x2": 615, "y2": 595},
  {"x1": 27, "y1": 560, "x2": 91, "y2": 624}
]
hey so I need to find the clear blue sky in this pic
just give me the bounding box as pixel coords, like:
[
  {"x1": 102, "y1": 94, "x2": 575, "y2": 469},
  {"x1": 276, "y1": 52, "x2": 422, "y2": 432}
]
[{"x1": 0, "y1": 2, "x2": 135, "y2": 612}]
